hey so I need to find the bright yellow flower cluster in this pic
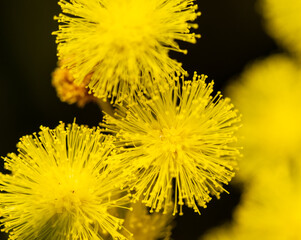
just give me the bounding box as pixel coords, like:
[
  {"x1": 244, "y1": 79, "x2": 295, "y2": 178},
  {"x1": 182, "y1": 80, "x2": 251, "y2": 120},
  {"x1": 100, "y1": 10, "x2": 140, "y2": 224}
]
[
  {"x1": 260, "y1": 0, "x2": 301, "y2": 58},
  {"x1": 53, "y1": 0, "x2": 200, "y2": 101},
  {"x1": 102, "y1": 73, "x2": 241, "y2": 215},
  {"x1": 1, "y1": 0, "x2": 243, "y2": 239},
  {"x1": 227, "y1": 55, "x2": 301, "y2": 182},
  {"x1": 0, "y1": 122, "x2": 130, "y2": 240}
]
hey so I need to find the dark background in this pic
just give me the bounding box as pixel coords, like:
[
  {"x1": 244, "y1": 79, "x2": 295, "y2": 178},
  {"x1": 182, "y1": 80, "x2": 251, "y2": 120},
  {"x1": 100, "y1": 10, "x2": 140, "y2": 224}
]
[{"x1": 0, "y1": 0, "x2": 279, "y2": 239}]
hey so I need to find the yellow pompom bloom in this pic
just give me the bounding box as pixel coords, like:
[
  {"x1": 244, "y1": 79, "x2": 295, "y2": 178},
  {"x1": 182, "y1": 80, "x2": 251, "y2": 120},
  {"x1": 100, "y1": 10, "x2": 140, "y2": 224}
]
[
  {"x1": 201, "y1": 161, "x2": 301, "y2": 240},
  {"x1": 102, "y1": 73, "x2": 241, "y2": 215},
  {"x1": 0, "y1": 122, "x2": 130, "y2": 240},
  {"x1": 227, "y1": 55, "x2": 301, "y2": 181},
  {"x1": 261, "y1": 0, "x2": 301, "y2": 58},
  {"x1": 53, "y1": 0, "x2": 200, "y2": 101}
]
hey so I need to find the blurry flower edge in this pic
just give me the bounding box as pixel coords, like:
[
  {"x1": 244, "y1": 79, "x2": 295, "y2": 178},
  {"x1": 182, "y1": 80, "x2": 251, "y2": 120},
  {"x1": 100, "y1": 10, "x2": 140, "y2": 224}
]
[
  {"x1": 260, "y1": 0, "x2": 301, "y2": 59},
  {"x1": 227, "y1": 54, "x2": 301, "y2": 184},
  {"x1": 200, "y1": 158, "x2": 301, "y2": 240}
]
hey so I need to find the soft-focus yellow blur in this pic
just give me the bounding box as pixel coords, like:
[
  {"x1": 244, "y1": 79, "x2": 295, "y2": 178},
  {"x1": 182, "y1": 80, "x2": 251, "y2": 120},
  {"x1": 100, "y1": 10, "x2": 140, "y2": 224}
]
[{"x1": 261, "y1": 0, "x2": 301, "y2": 59}]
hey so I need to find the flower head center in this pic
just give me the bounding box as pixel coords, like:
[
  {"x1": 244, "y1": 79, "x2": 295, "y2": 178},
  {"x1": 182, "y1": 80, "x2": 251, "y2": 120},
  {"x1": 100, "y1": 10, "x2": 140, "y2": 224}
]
[
  {"x1": 159, "y1": 128, "x2": 184, "y2": 156},
  {"x1": 53, "y1": 181, "x2": 83, "y2": 213},
  {"x1": 100, "y1": 2, "x2": 153, "y2": 46},
  {"x1": 38, "y1": 167, "x2": 94, "y2": 214}
]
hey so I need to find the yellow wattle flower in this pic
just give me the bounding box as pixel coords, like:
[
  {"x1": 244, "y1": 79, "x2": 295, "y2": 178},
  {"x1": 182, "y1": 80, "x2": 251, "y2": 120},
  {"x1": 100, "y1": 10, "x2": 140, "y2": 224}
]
[
  {"x1": 227, "y1": 55, "x2": 301, "y2": 182},
  {"x1": 102, "y1": 73, "x2": 241, "y2": 215},
  {"x1": 53, "y1": 0, "x2": 200, "y2": 101},
  {"x1": 260, "y1": 0, "x2": 301, "y2": 58},
  {"x1": 0, "y1": 122, "x2": 131, "y2": 240}
]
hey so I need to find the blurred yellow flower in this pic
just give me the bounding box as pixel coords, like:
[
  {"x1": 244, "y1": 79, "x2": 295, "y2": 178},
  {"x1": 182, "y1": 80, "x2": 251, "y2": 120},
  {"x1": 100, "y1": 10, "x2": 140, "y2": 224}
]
[
  {"x1": 227, "y1": 55, "x2": 301, "y2": 181},
  {"x1": 0, "y1": 122, "x2": 130, "y2": 240},
  {"x1": 102, "y1": 73, "x2": 241, "y2": 215},
  {"x1": 201, "y1": 161, "x2": 301, "y2": 240},
  {"x1": 260, "y1": 0, "x2": 301, "y2": 58},
  {"x1": 122, "y1": 201, "x2": 173, "y2": 240},
  {"x1": 53, "y1": 0, "x2": 200, "y2": 101}
]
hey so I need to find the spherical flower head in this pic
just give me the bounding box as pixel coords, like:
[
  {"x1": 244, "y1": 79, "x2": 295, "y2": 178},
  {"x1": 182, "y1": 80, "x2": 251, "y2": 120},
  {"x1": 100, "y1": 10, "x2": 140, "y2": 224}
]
[
  {"x1": 0, "y1": 122, "x2": 130, "y2": 240},
  {"x1": 260, "y1": 0, "x2": 301, "y2": 58},
  {"x1": 53, "y1": 0, "x2": 200, "y2": 102},
  {"x1": 102, "y1": 73, "x2": 241, "y2": 215},
  {"x1": 52, "y1": 66, "x2": 96, "y2": 107},
  {"x1": 227, "y1": 55, "x2": 301, "y2": 181},
  {"x1": 201, "y1": 161, "x2": 301, "y2": 240}
]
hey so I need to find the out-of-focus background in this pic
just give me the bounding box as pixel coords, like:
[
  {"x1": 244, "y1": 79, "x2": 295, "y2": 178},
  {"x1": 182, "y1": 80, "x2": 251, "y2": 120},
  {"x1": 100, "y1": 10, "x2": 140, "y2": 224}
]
[{"x1": 0, "y1": 0, "x2": 279, "y2": 239}]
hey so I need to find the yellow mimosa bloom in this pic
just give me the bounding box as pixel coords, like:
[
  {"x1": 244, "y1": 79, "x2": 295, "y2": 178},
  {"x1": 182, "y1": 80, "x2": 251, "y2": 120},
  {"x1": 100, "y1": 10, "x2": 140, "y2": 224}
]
[
  {"x1": 102, "y1": 73, "x2": 241, "y2": 215},
  {"x1": 0, "y1": 122, "x2": 130, "y2": 240},
  {"x1": 261, "y1": 0, "x2": 301, "y2": 58},
  {"x1": 201, "y1": 161, "x2": 301, "y2": 240},
  {"x1": 53, "y1": 0, "x2": 200, "y2": 101},
  {"x1": 227, "y1": 55, "x2": 301, "y2": 181}
]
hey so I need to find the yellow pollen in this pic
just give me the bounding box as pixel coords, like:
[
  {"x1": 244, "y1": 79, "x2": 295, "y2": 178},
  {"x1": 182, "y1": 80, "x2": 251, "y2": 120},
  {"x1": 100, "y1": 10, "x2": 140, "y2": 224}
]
[{"x1": 159, "y1": 128, "x2": 184, "y2": 155}]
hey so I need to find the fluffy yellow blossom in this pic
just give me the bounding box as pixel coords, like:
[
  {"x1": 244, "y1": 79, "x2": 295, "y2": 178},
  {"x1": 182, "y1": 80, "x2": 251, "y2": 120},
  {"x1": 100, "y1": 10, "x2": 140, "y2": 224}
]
[
  {"x1": 227, "y1": 55, "x2": 301, "y2": 181},
  {"x1": 0, "y1": 122, "x2": 131, "y2": 240},
  {"x1": 52, "y1": 66, "x2": 96, "y2": 107},
  {"x1": 102, "y1": 73, "x2": 241, "y2": 215},
  {"x1": 201, "y1": 160, "x2": 301, "y2": 240},
  {"x1": 260, "y1": 0, "x2": 301, "y2": 58},
  {"x1": 53, "y1": 0, "x2": 200, "y2": 101},
  {"x1": 122, "y1": 202, "x2": 173, "y2": 240}
]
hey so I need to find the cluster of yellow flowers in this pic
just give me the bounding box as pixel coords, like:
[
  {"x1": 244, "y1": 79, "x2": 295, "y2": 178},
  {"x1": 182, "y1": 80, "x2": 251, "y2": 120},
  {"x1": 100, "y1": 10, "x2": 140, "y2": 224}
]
[
  {"x1": 0, "y1": 0, "x2": 242, "y2": 240},
  {"x1": 199, "y1": 0, "x2": 301, "y2": 239}
]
